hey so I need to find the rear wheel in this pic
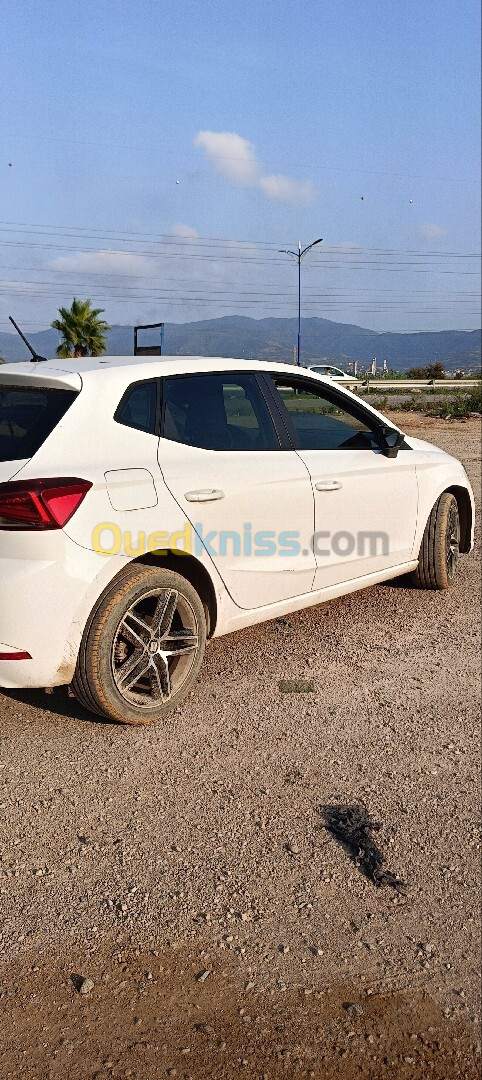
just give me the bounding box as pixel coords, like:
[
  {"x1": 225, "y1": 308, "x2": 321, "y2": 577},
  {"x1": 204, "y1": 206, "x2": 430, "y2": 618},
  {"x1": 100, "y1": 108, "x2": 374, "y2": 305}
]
[
  {"x1": 412, "y1": 493, "x2": 460, "y2": 590},
  {"x1": 72, "y1": 566, "x2": 206, "y2": 724}
]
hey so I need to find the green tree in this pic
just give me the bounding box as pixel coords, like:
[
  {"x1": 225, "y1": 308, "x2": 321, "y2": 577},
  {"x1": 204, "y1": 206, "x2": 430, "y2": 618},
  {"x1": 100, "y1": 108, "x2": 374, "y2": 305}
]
[
  {"x1": 51, "y1": 298, "x2": 110, "y2": 358},
  {"x1": 426, "y1": 362, "x2": 445, "y2": 379},
  {"x1": 406, "y1": 367, "x2": 427, "y2": 379},
  {"x1": 407, "y1": 363, "x2": 446, "y2": 380}
]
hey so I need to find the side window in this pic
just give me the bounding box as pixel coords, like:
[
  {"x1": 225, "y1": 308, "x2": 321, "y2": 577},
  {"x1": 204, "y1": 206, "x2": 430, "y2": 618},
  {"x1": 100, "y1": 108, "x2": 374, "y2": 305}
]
[
  {"x1": 116, "y1": 380, "x2": 158, "y2": 434},
  {"x1": 161, "y1": 373, "x2": 279, "y2": 450},
  {"x1": 270, "y1": 377, "x2": 378, "y2": 451}
]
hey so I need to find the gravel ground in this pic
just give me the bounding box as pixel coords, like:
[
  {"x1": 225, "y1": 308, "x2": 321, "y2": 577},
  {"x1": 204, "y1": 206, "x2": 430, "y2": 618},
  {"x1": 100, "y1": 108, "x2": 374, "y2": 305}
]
[{"x1": 0, "y1": 414, "x2": 480, "y2": 1079}]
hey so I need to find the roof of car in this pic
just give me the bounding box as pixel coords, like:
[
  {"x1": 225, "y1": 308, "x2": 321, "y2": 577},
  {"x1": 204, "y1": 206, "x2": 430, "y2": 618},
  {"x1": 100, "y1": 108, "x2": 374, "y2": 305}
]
[
  {"x1": 1, "y1": 355, "x2": 332, "y2": 385},
  {"x1": 0, "y1": 354, "x2": 391, "y2": 428}
]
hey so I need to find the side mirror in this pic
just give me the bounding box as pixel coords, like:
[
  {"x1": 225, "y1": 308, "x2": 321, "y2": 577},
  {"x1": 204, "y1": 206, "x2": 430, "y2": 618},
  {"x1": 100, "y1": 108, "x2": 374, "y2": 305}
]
[{"x1": 377, "y1": 426, "x2": 405, "y2": 458}]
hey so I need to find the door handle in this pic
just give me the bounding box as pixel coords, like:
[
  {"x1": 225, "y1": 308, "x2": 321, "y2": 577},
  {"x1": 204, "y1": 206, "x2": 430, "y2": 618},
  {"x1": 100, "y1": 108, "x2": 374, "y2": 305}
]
[
  {"x1": 315, "y1": 480, "x2": 342, "y2": 492},
  {"x1": 184, "y1": 488, "x2": 225, "y2": 502}
]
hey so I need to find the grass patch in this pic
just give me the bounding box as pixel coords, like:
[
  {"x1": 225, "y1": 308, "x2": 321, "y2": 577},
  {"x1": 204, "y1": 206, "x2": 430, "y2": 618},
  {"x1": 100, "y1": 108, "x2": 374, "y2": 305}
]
[{"x1": 394, "y1": 385, "x2": 482, "y2": 419}]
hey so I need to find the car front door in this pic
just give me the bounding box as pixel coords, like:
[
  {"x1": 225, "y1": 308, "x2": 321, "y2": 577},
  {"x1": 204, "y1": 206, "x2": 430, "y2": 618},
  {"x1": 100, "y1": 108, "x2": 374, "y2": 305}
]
[
  {"x1": 264, "y1": 374, "x2": 419, "y2": 590},
  {"x1": 157, "y1": 371, "x2": 316, "y2": 610}
]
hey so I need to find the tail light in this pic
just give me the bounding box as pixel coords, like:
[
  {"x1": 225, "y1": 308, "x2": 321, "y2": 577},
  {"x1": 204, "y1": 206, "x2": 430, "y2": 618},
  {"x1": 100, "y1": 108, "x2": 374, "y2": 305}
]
[
  {"x1": 0, "y1": 651, "x2": 31, "y2": 660},
  {"x1": 0, "y1": 478, "x2": 92, "y2": 530}
]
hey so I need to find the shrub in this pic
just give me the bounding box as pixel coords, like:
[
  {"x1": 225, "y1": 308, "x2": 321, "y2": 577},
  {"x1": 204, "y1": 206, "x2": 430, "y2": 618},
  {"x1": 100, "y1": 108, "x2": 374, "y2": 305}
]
[
  {"x1": 406, "y1": 363, "x2": 445, "y2": 379},
  {"x1": 426, "y1": 363, "x2": 446, "y2": 379},
  {"x1": 398, "y1": 386, "x2": 481, "y2": 418},
  {"x1": 406, "y1": 367, "x2": 427, "y2": 379}
]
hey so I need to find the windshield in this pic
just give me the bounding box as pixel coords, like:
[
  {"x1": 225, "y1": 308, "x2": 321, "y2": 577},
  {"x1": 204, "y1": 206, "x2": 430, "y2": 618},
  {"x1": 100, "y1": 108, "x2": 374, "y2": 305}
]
[{"x1": 0, "y1": 385, "x2": 77, "y2": 462}]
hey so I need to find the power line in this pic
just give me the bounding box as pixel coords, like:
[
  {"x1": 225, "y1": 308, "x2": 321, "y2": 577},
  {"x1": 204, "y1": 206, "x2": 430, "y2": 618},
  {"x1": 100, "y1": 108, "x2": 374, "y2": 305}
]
[
  {"x1": 0, "y1": 265, "x2": 478, "y2": 299},
  {"x1": 0, "y1": 276, "x2": 479, "y2": 303},
  {"x1": 0, "y1": 285, "x2": 479, "y2": 316},
  {"x1": 0, "y1": 222, "x2": 479, "y2": 259},
  {"x1": 0, "y1": 221, "x2": 478, "y2": 330},
  {"x1": 0, "y1": 240, "x2": 479, "y2": 276}
]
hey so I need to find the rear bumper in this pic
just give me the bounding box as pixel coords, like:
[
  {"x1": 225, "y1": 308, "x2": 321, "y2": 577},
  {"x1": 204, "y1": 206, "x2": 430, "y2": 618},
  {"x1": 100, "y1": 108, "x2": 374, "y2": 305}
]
[{"x1": 0, "y1": 531, "x2": 126, "y2": 689}]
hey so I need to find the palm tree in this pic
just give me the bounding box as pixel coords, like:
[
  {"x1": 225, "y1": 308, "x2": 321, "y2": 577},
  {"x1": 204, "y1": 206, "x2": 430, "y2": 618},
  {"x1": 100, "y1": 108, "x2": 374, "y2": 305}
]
[{"x1": 51, "y1": 298, "x2": 110, "y2": 358}]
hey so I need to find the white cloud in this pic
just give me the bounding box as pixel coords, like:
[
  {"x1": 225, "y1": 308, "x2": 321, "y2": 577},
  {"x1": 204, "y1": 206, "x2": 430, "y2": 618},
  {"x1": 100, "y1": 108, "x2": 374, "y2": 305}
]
[
  {"x1": 170, "y1": 223, "x2": 200, "y2": 239},
  {"x1": 47, "y1": 250, "x2": 152, "y2": 276},
  {"x1": 194, "y1": 129, "x2": 316, "y2": 205},
  {"x1": 417, "y1": 223, "x2": 449, "y2": 241},
  {"x1": 194, "y1": 131, "x2": 259, "y2": 186},
  {"x1": 258, "y1": 173, "x2": 316, "y2": 205}
]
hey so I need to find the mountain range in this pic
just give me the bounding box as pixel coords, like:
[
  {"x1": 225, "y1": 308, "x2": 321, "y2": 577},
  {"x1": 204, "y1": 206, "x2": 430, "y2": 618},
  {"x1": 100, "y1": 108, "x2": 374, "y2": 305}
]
[{"x1": 1, "y1": 316, "x2": 480, "y2": 371}]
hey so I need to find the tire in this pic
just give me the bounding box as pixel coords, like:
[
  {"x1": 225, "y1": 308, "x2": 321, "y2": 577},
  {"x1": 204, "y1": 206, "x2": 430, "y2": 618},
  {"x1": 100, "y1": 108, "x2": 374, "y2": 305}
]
[
  {"x1": 72, "y1": 565, "x2": 206, "y2": 725},
  {"x1": 411, "y1": 492, "x2": 460, "y2": 590}
]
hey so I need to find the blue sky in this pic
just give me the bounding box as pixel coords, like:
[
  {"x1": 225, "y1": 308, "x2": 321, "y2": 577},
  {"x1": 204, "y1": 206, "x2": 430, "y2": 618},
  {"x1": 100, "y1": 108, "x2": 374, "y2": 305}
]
[{"x1": 0, "y1": 0, "x2": 480, "y2": 333}]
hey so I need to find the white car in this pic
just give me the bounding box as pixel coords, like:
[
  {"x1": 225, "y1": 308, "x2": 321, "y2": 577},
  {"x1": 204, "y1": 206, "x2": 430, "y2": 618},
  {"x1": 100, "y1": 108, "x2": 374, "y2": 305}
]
[
  {"x1": 307, "y1": 364, "x2": 358, "y2": 383},
  {"x1": 0, "y1": 356, "x2": 474, "y2": 726}
]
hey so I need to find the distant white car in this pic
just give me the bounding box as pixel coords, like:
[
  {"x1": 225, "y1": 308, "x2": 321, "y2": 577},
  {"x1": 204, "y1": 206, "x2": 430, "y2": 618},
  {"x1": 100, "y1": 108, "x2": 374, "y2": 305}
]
[
  {"x1": 0, "y1": 355, "x2": 474, "y2": 726},
  {"x1": 308, "y1": 364, "x2": 358, "y2": 384}
]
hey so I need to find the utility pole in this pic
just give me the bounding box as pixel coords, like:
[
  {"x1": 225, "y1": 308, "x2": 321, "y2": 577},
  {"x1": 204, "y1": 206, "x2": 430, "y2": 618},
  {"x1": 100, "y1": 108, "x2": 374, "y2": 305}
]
[{"x1": 279, "y1": 238, "x2": 323, "y2": 366}]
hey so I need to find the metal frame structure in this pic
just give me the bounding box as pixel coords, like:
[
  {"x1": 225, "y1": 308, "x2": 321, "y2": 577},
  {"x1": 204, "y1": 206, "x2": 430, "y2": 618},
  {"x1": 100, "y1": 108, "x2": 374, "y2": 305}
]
[{"x1": 134, "y1": 322, "x2": 165, "y2": 357}]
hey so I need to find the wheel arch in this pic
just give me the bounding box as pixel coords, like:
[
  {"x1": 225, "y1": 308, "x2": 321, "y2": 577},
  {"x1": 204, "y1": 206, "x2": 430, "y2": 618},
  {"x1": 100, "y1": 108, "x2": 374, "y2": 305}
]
[
  {"x1": 445, "y1": 485, "x2": 473, "y2": 553},
  {"x1": 132, "y1": 550, "x2": 218, "y2": 637}
]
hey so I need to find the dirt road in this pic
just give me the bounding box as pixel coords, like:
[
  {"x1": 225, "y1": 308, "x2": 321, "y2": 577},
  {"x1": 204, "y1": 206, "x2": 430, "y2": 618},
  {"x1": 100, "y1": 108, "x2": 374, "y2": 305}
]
[{"x1": 0, "y1": 415, "x2": 480, "y2": 1079}]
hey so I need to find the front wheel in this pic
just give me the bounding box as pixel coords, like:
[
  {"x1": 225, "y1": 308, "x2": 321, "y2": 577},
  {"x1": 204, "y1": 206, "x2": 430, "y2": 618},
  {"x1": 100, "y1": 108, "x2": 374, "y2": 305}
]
[
  {"x1": 72, "y1": 566, "x2": 206, "y2": 724},
  {"x1": 412, "y1": 492, "x2": 460, "y2": 590}
]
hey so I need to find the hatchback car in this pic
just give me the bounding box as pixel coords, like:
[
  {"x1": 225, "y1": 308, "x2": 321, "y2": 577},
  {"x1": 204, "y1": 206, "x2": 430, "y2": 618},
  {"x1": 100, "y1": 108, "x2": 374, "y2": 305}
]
[
  {"x1": 0, "y1": 356, "x2": 474, "y2": 725},
  {"x1": 307, "y1": 364, "x2": 358, "y2": 383}
]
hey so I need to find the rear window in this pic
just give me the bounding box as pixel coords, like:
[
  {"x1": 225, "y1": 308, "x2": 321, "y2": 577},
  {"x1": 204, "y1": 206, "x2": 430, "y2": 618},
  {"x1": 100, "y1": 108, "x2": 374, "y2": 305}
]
[{"x1": 0, "y1": 385, "x2": 77, "y2": 462}]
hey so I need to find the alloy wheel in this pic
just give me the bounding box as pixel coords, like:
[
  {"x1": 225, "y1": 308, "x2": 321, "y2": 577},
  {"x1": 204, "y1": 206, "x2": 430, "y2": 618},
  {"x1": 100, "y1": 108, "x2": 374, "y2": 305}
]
[
  {"x1": 111, "y1": 588, "x2": 199, "y2": 708},
  {"x1": 445, "y1": 502, "x2": 460, "y2": 580}
]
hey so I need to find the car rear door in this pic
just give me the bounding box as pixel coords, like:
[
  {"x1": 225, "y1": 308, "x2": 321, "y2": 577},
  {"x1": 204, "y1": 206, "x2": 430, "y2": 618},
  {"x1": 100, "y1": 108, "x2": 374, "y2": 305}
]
[{"x1": 157, "y1": 371, "x2": 316, "y2": 610}]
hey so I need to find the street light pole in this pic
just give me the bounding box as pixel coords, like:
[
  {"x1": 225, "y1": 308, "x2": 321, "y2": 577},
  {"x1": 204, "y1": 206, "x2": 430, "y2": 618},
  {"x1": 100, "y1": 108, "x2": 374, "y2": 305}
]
[
  {"x1": 297, "y1": 241, "x2": 302, "y2": 369},
  {"x1": 279, "y1": 237, "x2": 323, "y2": 366}
]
